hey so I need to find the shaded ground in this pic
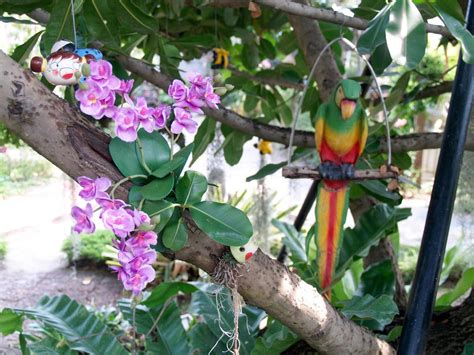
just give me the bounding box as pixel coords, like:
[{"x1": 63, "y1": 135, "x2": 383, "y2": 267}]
[{"x1": 0, "y1": 177, "x2": 123, "y2": 353}]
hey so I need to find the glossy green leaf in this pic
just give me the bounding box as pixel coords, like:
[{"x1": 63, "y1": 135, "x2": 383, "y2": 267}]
[
  {"x1": 189, "y1": 201, "x2": 253, "y2": 246},
  {"x1": 434, "y1": 2, "x2": 474, "y2": 64},
  {"x1": 189, "y1": 323, "x2": 228, "y2": 354},
  {"x1": 439, "y1": 245, "x2": 460, "y2": 286},
  {"x1": 128, "y1": 185, "x2": 143, "y2": 208},
  {"x1": 110, "y1": 0, "x2": 158, "y2": 34},
  {"x1": 172, "y1": 143, "x2": 193, "y2": 178},
  {"x1": 221, "y1": 126, "x2": 252, "y2": 166},
  {"x1": 42, "y1": 0, "x2": 74, "y2": 52},
  {"x1": 142, "y1": 282, "x2": 198, "y2": 308},
  {"x1": 0, "y1": 309, "x2": 23, "y2": 336},
  {"x1": 359, "y1": 180, "x2": 403, "y2": 205},
  {"x1": 353, "y1": 0, "x2": 387, "y2": 20},
  {"x1": 335, "y1": 205, "x2": 411, "y2": 281},
  {"x1": 142, "y1": 200, "x2": 175, "y2": 234},
  {"x1": 242, "y1": 43, "x2": 260, "y2": 70},
  {"x1": 118, "y1": 299, "x2": 190, "y2": 354},
  {"x1": 18, "y1": 295, "x2": 127, "y2": 354},
  {"x1": 246, "y1": 161, "x2": 287, "y2": 182},
  {"x1": 10, "y1": 30, "x2": 43, "y2": 64},
  {"x1": 162, "y1": 218, "x2": 188, "y2": 251},
  {"x1": 386, "y1": 0, "x2": 427, "y2": 68},
  {"x1": 83, "y1": 0, "x2": 119, "y2": 48},
  {"x1": 357, "y1": 4, "x2": 391, "y2": 54},
  {"x1": 175, "y1": 170, "x2": 208, "y2": 205},
  {"x1": 135, "y1": 130, "x2": 171, "y2": 172},
  {"x1": 436, "y1": 267, "x2": 474, "y2": 308},
  {"x1": 340, "y1": 294, "x2": 398, "y2": 329},
  {"x1": 191, "y1": 118, "x2": 216, "y2": 166},
  {"x1": 357, "y1": 260, "x2": 395, "y2": 298},
  {"x1": 371, "y1": 42, "x2": 392, "y2": 75},
  {"x1": 252, "y1": 319, "x2": 299, "y2": 355},
  {"x1": 189, "y1": 283, "x2": 257, "y2": 355},
  {"x1": 109, "y1": 137, "x2": 147, "y2": 183},
  {"x1": 151, "y1": 156, "x2": 186, "y2": 178},
  {"x1": 260, "y1": 38, "x2": 277, "y2": 59},
  {"x1": 139, "y1": 175, "x2": 174, "y2": 201}
]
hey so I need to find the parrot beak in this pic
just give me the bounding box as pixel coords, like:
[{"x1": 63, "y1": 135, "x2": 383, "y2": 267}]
[{"x1": 340, "y1": 99, "x2": 356, "y2": 119}]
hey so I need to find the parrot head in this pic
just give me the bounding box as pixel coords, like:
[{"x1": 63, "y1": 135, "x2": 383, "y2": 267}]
[
  {"x1": 334, "y1": 79, "x2": 361, "y2": 120},
  {"x1": 230, "y1": 239, "x2": 258, "y2": 263}
]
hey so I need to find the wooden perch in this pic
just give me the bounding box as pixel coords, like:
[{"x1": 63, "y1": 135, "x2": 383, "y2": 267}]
[{"x1": 283, "y1": 166, "x2": 399, "y2": 180}]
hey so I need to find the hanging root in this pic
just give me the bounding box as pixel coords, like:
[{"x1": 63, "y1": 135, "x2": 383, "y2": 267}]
[{"x1": 211, "y1": 253, "x2": 245, "y2": 355}]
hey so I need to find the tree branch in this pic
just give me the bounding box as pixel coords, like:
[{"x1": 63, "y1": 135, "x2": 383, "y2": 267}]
[
  {"x1": 255, "y1": 0, "x2": 451, "y2": 38},
  {"x1": 228, "y1": 66, "x2": 305, "y2": 90},
  {"x1": 0, "y1": 50, "x2": 394, "y2": 354},
  {"x1": 282, "y1": 166, "x2": 398, "y2": 180}
]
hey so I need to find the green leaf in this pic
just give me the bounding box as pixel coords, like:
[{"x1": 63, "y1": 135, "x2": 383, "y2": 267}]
[
  {"x1": 340, "y1": 294, "x2": 398, "y2": 329},
  {"x1": 189, "y1": 283, "x2": 257, "y2": 355},
  {"x1": 175, "y1": 170, "x2": 208, "y2": 205},
  {"x1": 42, "y1": 0, "x2": 74, "y2": 52},
  {"x1": 241, "y1": 43, "x2": 260, "y2": 70},
  {"x1": 83, "y1": 0, "x2": 119, "y2": 48},
  {"x1": 128, "y1": 185, "x2": 142, "y2": 207},
  {"x1": 119, "y1": 299, "x2": 190, "y2": 354},
  {"x1": 189, "y1": 323, "x2": 228, "y2": 354},
  {"x1": 371, "y1": 42, "x2": 392, "y2": 75},
  {"x1": 353, "y1": 0, "x2": 387, "y2": 20},
  {"x1": 170, "y1": 34, "x2": 216, "y2": 48},
  {"x1": 136, "y1": 130, "x2": 171, "y2": 172},
  {"x1": 18, "y1": 295, "x2": 127, "y2": 354},
  {"x1": 386, "y1": 0, "x2": 427, "y2": 68},
  {"x1": 335, "y1": 205, "x2": 411, "y2": 281},
  {"x1": 10, "y1": 30, "x2": 44, "y2": 64},
  {"x1": 221, "y1": 126, "x2": 252, "y2": 166},
  {"x1": 189, "y1": 201, "x2": 253, "y2": 246},
  {"x1": 357, "y1": 4, "x2": 391, "y2": 54},
  {"x1": 19, "y1": 333, "x2": 31, "y2": 355},
  {"x1": 434, "y1": 2, "x2": 474, "y2": 64},
  {"x1": 0, "y1": 309, "x2": 23, "y2": 335},
  {"x1": 359, "y1": 180, "x2": 402, "y2": 205},
  {"x1": 162, "y1": 218, "x2": 188, "y2": 251},
  {"x1": 252, "y1": 319, "x2": 299, "y2": 355},
  {"x1": 109, "y1": 137, "x2": 147, "y2": 183},
  {"x1": 357, "y1": 260, "x2": 395, "y2": 298},
  {"x1": 110, "y1": 0, "x2": 158, "y2": 34},
  {"x1": 142, "y1": 200, "x2": 175, "y2": 234},
  {"x1": 139, "y1": 175, "x2": 174, "y2": 201},
  {"x1": 246, "y1": 161, "x2": 287, "y2": 182},
  {"x1": 260, "y1": 38, "x2": 277, "y2": 60},
  {"x1": 461, "y1": 343, "x2": 474, "y2": 355},
  {"x1": 272, "y1": 219, "x2": 307, "y2": 262},
  {"x1": 436, "y1": 267, "x2": 474, "y2": 308},
  {"x1": 369, "y1": 71, "x2": 411, "y2": 115},
  {"x1": 142, "y1": 282, "x2": 198, "y2": 308},
  {"x1": 191, "y1": 118, "x2": 216, "y2": 166},
  {"x1": 158, "y1": 38, "x2": 181, "y2": 79},
  {"x1": 151, "y1": 157, "x2": 186, "y2": 178}
]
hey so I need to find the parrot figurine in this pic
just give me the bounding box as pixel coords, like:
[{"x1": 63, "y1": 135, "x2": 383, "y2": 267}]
[
  {"x1": 230, "y1": 239, "x2": 258, "y2": 263},
  {"x1": 314, "y1": 79, "x2": 368, "y2": 299}
]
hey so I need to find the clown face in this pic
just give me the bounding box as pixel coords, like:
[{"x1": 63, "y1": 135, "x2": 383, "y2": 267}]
[{"x1": 42, "y1": 52, "x2": 84, "y2": 86}]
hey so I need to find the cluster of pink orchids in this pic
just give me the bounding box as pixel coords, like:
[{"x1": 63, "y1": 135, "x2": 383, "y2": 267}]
[
  {"x1": 75, "y1": 59, "x2": 221, "y2": 142},
  {"x1": 71, "y1": 176, "x2": 158, "y2": 295}
]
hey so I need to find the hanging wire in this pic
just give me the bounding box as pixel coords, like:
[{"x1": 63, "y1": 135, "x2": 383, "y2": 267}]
[
  {"x1": 287, "y1": 37, "x2": 392, "y2": 167},
  {"x1": 70, "y1": 0, "x2": 78, "y2": 47}
]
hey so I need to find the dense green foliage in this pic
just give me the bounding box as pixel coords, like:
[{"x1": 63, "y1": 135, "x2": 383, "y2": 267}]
[{"x1": 62, "y1": 230, "x2": 114, "y2": 265}]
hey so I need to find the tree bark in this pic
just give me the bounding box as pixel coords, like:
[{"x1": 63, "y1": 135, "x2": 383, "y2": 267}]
[{"x1": 0, "y1": 50, "x2": 395, "y2": 354}]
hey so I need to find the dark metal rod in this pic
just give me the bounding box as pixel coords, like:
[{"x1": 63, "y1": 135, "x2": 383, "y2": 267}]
[
  {"x1": 277, "y1": 179, "x2": 320, "y2": 263},
  {"x1": 398, "y1": 2, "x2": 474, "y2": 353}
]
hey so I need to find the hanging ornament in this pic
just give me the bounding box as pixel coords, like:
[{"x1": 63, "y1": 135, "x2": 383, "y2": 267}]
[
  {"x1": 30, "y1": 40, "x2": 102, "y2": 86},
  {"x1": 211, "y1": 48, "x2": 229, "y2": 69},
  {"x1": 254, "y1": 139, "x2": 273, "y2": 155}
]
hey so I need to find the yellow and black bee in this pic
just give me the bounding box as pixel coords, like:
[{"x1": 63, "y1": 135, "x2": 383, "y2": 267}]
[
  {"x1": 211, "y1": 48, "x2": 229, "y2": 69},
  {"x1": 254, "y1": 139, "x2": 273, "y2": 155}
]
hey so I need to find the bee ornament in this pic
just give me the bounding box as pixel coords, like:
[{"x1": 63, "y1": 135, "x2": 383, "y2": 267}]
[{"x1": 211, "y1": 48, "x2": 230, "y2": 69}]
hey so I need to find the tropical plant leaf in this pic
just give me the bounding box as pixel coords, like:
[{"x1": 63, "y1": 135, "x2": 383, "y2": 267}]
[
  {"x1": 10, "y1": 30, "x2": 44, "y2": 64},
  {"x1": 83, "y1": 0, "x2": 119, "y2": 48},
  {"x1": 246, "y1": 162, "x2": 287, "y2": 182},
  {"x1": 110, "y1": 0, "x2": 158, "y2": 34},
  {"x1": 109, "y1": 137, "x2": 147, "y2": 183},
  {"x1": 272, "y1": 219, "x2": 307, "y2": 262},
  {"x1": 142, "y1": 200, "x2": 175, "y2": 234},
  {"x1": 191, "y1": 117, "x2": 216, "y2": 166},
  {"x1": 135, "y1": 130, "x2": 171, "y2": 172},
  {"x1": 161, "y1": 218, "x2": 188, "y2": 251},
  {"x1": 175, "y1": 170, "x2": 208, "y2": 205},
  {"x1": 436, "y1": 267, "x2": 474, "y2": 308},
  {"x1": 0, "y1": 309, "x2": 23, "y2": 336},
  {"x1": 172, "y1": 143, "x2": 193, "y2": 178},
  {"x1": 385, "y1": 0, "x2": 427, "y2": 68},
  {"x1": 139, "y1": 175, "x2": 174, "y2": 201},
  {"x1": 18, "y1": 295, "x2": 127, "y2": 354},
  {"x1": 189, "y1": 201, "x2": 253, "y2": 246},
  {"x1": 252, "y1": 319, "x2": 299, "y2": 355},
  {"x1": 42, "y1": 0, "x2": 74, "y2": 52},
  {"x1": 142, "y1": 282, "x2": 198, "y2": 308},
  {"x1": 357, "y1": 4, "x2": 391, "y2": 54},
  {"x1": 151, "y1": 157, "x2": 186, "y2": 178},
  {"x1": 357, "y1": 260, "x2": 395, "y2": 298}
]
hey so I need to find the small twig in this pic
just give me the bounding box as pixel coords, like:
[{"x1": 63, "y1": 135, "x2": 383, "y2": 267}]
[
  {"x1": 136, "y1": 137, "x2": 152, "y2": 174},
  {"x1": 282, "y1": 166, "x2": 399, "y2": 180}
]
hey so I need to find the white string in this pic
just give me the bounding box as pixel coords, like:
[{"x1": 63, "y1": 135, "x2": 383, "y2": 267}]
[
  {"x1": 70, "y1": 0, "x2": 77, "y2": 47},
  {"x1": 287, "y1": 37, "x2": 392, "y2": 166}
]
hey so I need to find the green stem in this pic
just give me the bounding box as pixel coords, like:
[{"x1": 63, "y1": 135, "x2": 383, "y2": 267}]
[
  {"x1": 138, "y1": 198, "x2": 145, "y2": 210},
  {"x1": 148, "y1": 204, "x2": 179, "y2": 218},
  {"x1": 110, "y1": 174, "x2": 148, "y2": 198},
  {"x1": 136, "y1": 137, "x2": 152, "y2": 174}
]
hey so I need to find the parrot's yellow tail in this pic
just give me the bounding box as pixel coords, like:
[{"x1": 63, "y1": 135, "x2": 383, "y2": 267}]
[{"x1": 315, "y1": 182, "x2": 350, "y2": 299}]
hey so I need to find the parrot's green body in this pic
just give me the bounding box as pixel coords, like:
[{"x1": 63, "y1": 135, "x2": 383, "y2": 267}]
[{"x1": 314, "y1": 79, "x2": 368, "y2": 298}]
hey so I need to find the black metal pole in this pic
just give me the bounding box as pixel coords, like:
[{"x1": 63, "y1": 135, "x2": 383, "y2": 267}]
[
  {"x1": 277, "y1": 179, "x2": 319, "y2": 262},
  {"x1": 398, "y1": 2, "x2": 474, "y2": 353}
]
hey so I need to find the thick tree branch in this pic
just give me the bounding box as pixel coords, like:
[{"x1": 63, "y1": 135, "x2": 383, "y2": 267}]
[
  {"x1": 0, "y1": 50, "x2": 394, "y2": 354},
  {"x1": 282, "y1": 167, "x2": 398, "y2": 180}
]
